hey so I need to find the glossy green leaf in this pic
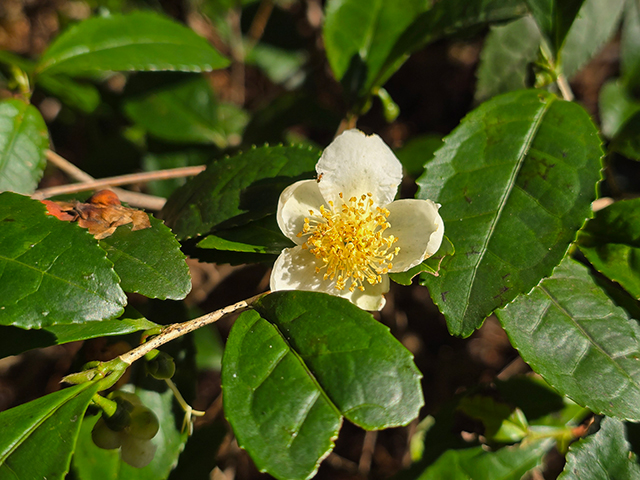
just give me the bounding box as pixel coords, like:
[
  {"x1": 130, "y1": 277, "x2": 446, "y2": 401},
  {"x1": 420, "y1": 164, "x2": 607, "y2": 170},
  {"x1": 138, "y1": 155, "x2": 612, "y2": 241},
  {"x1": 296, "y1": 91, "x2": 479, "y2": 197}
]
[
  {"x1": 37, "y1": 74, "x2": 101, "y2": 113},
  {"x1": 197, "y1": 214, "x2": 294, "y2": 254},
  {"x1": 223, "y1": 292, "x2": 423, "y2": 479},
  {"x1": 417, "y1": 89, "x2": 602, "y2": 337},
  {"x1": 524, "y1": 0, "x2": 585, "y2": 56},
  {"x1": 610, "y1": 112, "x2": 640, "y2": 161},
  {"x1": 389, "y1": 235, "x2": 454, "y2": 286},
  {"x1": 0, "y1": 99, "x2": 49, "y2": 195},
  {"x1": 36, "y1": 12, "x2": 229, "y2": 76},
  {"x1": 599, "y1": 80, "x2": 640, "y2": 139},
  {"x1": 411, "y1": 439, "x2": 553, "y2": 480},
  {"x1": 559, "y1": 417, "x2": 640, "y2": 479},
  {"x1": 378, "y1": 0, "x2": 528, "y2": 92},
  {"x1": 123, "y1": 76, "x2": 247, "y2": 148},
  {"x1": 323, "y1": 0, "x2": 430, "y2": 96},
  {"x1": 458, "y1": 396, "x2": 529, "y2": 443},
  {"x1": 99, "y1": 215, "x2": 191, "y2": 300},
  {"x1": 162, "y1": 144, "x2": 320, "y2": 239},
  {"x1": 72, "y1": 385, "x2": 189, "y2": 480},
  {"x1": 0, "y1": 50, "x2": 36, "y2": 72},
  {"x1": 475, "y1": 16, "x2": 541, "y2": 103},
  {"x1": 579, "y1": 198, "x2": 640, "y2": 299},
  {"x1": 394, "y1": 134, "x2": 442, "y2": 179},
  {"x1": 223, "y1": 309, "x2": 342, "y2": 480},
  {"x1": 0, "y1": 382, "x2": 100, "y2": 480},
  {"x1": 0, "y1": 192, "x2": 126, "y2": 328},
  {"x1": 561, "y1": 0, "x2": 626, "y2": 79},
  {"x1": 0, "y1": 309, "x2": 158, "y2": 357},
  {"x1": 497, "y1": 257, "x2": 640, "y2": 420}
]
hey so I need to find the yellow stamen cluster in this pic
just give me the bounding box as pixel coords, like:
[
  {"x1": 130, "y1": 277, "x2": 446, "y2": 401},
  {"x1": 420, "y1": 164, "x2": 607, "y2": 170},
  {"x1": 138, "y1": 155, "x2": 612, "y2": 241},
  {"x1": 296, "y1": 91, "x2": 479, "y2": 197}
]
[{"x1": 297, "y1": 193, "x2": 400, "y2": 292}]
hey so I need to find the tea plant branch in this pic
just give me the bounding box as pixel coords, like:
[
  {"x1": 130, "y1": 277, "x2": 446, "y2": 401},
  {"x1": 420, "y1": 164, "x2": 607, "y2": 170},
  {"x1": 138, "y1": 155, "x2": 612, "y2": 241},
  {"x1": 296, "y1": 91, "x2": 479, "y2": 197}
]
[
  {"x1": 245, "y1": 0, "x2": 274, "y2": 53},
  {"x1": 556, "y1": 74, "x2": 574, "y2": 102},
  {"x1": 33, "y1": 159, "x2": 206, "y2": 202},
  {"x1": 119, "y1": 292, "x2": 268, "y2": 365},
  {"x1": 44, "y1": 149, "x2": 166, "y2": 210}
]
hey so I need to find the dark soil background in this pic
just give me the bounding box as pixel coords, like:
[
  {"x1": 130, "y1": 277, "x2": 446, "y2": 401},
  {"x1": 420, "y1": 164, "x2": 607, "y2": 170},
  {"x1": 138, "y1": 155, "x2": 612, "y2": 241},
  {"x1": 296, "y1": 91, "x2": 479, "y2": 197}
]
[{"x1": 0, "y1": 1, "x2": 630, "y2": 479}]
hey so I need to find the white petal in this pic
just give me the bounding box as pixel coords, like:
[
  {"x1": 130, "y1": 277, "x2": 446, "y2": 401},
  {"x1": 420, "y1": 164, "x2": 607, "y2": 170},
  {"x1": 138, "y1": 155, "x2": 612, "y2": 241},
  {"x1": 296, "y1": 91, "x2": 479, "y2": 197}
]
[
  {"x1": 270, "y1": 246, "x2": 389, "y2": 311},
  {"x1": 385, "y1": 199, "x2": 444, "y2": 272},
  {"x1": 276, "y1": 180, "x2": 325, "y2": 245},
  {"x1": 316, "y1": 129, "x2": 402, "y2": 206}
]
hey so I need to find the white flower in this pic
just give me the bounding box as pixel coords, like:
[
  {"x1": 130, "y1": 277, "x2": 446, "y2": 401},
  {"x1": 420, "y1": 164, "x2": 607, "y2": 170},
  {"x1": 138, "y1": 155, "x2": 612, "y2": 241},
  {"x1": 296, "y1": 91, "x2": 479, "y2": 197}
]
[{"x1": 270, "y1": 129, "x2": 444, "y2": 310}]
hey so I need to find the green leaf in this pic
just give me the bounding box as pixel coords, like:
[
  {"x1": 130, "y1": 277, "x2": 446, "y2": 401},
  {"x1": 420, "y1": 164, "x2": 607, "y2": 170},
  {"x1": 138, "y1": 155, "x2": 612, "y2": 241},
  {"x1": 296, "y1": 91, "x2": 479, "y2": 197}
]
[
  {"x1": 599, "y1": 79, "x2": 640, "y2": 139},
  {"x1": 497, "y1": 257, "x2": 640, "y2": 421},
  {"x1": 0, "y1": 192, "x2": 126, "y2": 328},
  {"x1": 197, "y1": 214, "x2": 294, "y2": 254},
  {"x1": 394, "y1": 134, "x2": 442, "y2": 179},
  {"x1": 524, "y1": 0, "x2": 585, "y2": 56},
  {"x1": 578, "y1": 198, "x2": 640, "y2": 299},
  {"x1": 558, "y1": 417, "x2": 640, "y2": 479},
  {"x1": 222, "y1": 309, "x2": 342, "y2": 480},
  {"x1": 458, "y1": 396, "x2": 529, "y2": 443},
  {"x1": 389, "y1": 235, "x2": 454, "y2": 286},
  {"x1": 36, "y1": 12, "x2": 229, "y2": 76},
  {"x1": 378, "y1": 0, "x2": 528, "y2": 93},
  {"x1": 410, "y1": 439, "x2": 554, "y2": 480},
  {"x1": 323, "y1": 0, "x2": 430, "y2": 97},
  {"x1": 622, "y1": 0, "x2": 640, "y2": 93},
  {"x1": 123, "y1": 76, "x2": 247, "y2": 148},
  {"x1": 142, "y1": 149, "x2": 211, "y2": 199},
  {"x1": 610, "y1": 112, "x2": 640, "y2": 161},
  {"x1": 99, "y1": 215, "x2": 191, "y2": 300},
  {"x1": 245, "y1": 43, "x2": 307, "y2": 86},
  {"x1": 223, "y1": 292, "x2": 423, "y2": 479},
  {"x1": 0, "y1": 309, "x2": 158, "y2": 357},
  {"x1": 475, "y1": 16, "x2": 541, "y2": 103},
  {"x1": 561, "y1": 0, "x2": 626, "y2": 79},
  {"x1": 37, "y1": 74, "x2": 101, "y2": 113},
  {"x1": 0, "y1": 99, "x2": 49, "y2": 195},
  {"x1": 0, "y1": 50, "x2": 36, "y2": 72},
  {"x1": 72, "y1": 385, "x2": 189, "y2": 480},
  {"x1": 162, "y1": 144, "x2": 320, "y2": 239},
  {"x1": 0, "y1": 382, "x2": 100, "y2": 480},
  {"x1": 417, "y1": 89, "x2": 602, "y2": 337}
]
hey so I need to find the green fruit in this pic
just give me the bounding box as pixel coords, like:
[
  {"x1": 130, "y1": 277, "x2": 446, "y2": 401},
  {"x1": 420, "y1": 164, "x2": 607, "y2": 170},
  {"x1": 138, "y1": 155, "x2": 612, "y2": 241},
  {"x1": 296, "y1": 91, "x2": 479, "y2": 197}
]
[
  {"x1": 91, "y1": 417, "x2": 122, "y2": 450},
  {"x1": 146, "y1": 351, "x2": 176, "y2": 379},
  {"x1": 127, "y1": 405, "x2": 160, "y2": 440},
  {"x1": 103, "y1": 398, "x2": 134, "y2": 431},
  {"x1": 120, "y1": 435, "x2": 157, "y2": 468}
]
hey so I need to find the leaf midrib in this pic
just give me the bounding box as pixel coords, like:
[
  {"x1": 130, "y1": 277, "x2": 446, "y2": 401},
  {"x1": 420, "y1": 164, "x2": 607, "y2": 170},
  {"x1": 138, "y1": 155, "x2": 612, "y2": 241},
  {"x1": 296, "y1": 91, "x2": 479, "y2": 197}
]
[{"x1": 458, "y1": 96, "x2": 555, "y2": 327}]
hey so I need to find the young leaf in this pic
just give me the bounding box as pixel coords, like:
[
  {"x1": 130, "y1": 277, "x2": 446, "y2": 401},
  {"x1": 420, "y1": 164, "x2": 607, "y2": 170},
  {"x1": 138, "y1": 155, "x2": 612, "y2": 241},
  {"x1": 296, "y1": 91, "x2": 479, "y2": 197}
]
[
  {"x1": 36, "y1": 12, "x2": 229, "y2": 76},
  {"x1": 223, "y1": 292, "x2": 423, "y2": 479},
  {"x1": 0, "y1": 99, "x2": 49, "y2": 195},
  {"x1": 497, "y1": 257, "x2": 640, "y2": 421},
  {"x1": 0, "y1": 382, "x2": 100, "y2": 480},
  {"x1": 475, "y1": 16, "x2": 541, "y2": 103},
  {"x1": 578, "y1": 198, "x2": 640, "y2": 299},
  {"x1": 524, "y1": 0, "x2": 585, "y2": 56},
  {"x1": 409, "y1": 439, "x2": 554, "y2": 480},
  {"x1": 123, "y1": 76, "x2": 247, "y2": 148},
  {"x1": 0, "y1": 192, "x2": 126, "y2": 329},
  {"x1": 378, "y1": 0, "x2": 528, "y2": 91},
  {"x1": 323, "y1": 0, "x2": 430, "y2": 98},
  {"x1": 99, "y1": 215, "x2": 192, "y2": 301},
  {"x1": 162, "y1": 144, "x2": 320, "y2": 240},
  {"x1": 558, "y1": 417, "x2": 640, "y2": 479},
  {"x1": 72, "y1": 386, "x2": 189, "y2": 480},
  {"x1": 417, "y1": 89, "x2": 602, "y2": 337}
]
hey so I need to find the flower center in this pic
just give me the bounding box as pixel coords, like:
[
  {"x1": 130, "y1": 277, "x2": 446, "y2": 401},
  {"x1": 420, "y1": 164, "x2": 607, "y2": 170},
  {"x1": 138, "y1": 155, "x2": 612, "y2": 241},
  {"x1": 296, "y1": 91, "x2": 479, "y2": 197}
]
[{"x1": 297, "y1": 193, "x2": 400, "y2": 292}]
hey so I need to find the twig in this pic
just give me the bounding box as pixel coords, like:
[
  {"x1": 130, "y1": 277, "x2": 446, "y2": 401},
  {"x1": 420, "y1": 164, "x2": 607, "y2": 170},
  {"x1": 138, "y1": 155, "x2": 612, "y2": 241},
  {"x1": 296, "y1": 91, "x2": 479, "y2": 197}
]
[
  {"x1": 358, "y1": 430, "x2": 377, "y2": 476},
  {"x1": 556, "y1": 73, "x2": 574, "y2": 102},
  {"x1": 119, "y1": 292, "x2": 268, "y2": 365},
  {"x1": 33, "y1": 165, "x2": 206, "y2": 200},
  {"x1": 44, "y1": 150, "x2": 168, "y2": 210},
  {"x1": 245, "y1": 0, "x2": 275, "y2": 53}
]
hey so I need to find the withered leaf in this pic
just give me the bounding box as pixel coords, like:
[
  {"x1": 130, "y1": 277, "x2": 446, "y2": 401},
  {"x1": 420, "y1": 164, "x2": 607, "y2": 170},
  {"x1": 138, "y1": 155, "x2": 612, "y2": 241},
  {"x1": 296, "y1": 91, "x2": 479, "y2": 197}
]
[{"x1": 42, "y1": 190, "x2": 151, "y2": 239}]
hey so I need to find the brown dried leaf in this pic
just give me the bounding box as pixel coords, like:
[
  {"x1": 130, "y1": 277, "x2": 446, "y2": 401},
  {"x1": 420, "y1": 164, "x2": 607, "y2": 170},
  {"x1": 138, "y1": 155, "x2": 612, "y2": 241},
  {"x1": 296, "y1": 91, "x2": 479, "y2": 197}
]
[{"x1": 40, "y1": 190, "x2": 151, "y2": 239}]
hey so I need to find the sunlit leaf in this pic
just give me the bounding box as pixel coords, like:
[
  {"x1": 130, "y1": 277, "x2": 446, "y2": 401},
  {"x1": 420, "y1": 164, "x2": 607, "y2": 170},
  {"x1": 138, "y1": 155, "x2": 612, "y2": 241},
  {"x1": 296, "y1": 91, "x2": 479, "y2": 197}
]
[{"x1": 417, "y1": 89, "x2": 602, "y2": 337}]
